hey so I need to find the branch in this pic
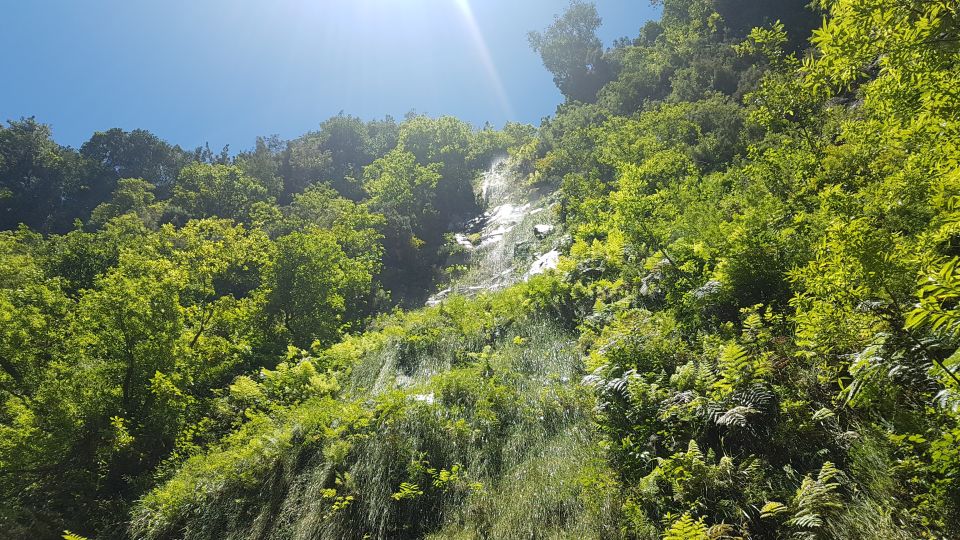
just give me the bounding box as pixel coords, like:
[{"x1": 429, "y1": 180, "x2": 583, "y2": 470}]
[{"x1": 188, "y1": 303, "x2": 215, "y2": 349}]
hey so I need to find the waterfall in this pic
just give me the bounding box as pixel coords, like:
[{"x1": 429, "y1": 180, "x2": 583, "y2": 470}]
[{"x1": 427, "y1": 156, "x2": 560, "y2": 306}]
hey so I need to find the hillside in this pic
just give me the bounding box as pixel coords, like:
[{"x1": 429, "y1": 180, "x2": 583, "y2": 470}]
[{"x1": 3, "y1": 0, "x2": 960, "y2": 539}]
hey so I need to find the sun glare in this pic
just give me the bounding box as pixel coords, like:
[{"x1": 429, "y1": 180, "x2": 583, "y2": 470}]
[
  {"x1": 453, "y1": 0, "x2": 514, "y2": 117},
  {"x1": 275, "y1": 0, "x2": 513, "y2": 117}
]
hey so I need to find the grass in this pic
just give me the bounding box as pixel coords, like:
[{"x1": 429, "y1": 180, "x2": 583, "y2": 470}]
[{"x1": 130, "y1": 276, "x2": 608, "y2": 540}]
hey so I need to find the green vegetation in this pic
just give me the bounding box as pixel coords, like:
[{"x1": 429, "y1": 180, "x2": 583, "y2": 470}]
[{"x1": 3, "y1": 0, "x2": 960, "y2": 538}]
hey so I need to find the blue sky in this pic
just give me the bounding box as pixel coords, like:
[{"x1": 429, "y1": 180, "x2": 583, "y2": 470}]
[{"x1": 0, "y1": 0, "x2": 659, "y2": 152}]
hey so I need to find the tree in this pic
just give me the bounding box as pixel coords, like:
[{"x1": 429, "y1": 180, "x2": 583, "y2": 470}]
[
  {"x1": 0, "y1": 232, "x2": 70, "y2": 402},
  {"x1": 278, "y1": 184, "x2": 385, "y2": 273},
  {"x1": 234, "y1": 135, "x2": 284, "y2": 200},
  {"x1": 364, "y1": 148, "x2": 441, "y2": 229},
  {"x1": 80, "y1": 128, "x2": 190, "y2": 197},
  {"x1": 397, "y1": 115, "x2": 479, "y2": 222},
  {"x1": 0, "y1": 218, "x2": 276, "y2": 534},
  {"x1": 169, "y1": 163, "x2": 274, "y2": 223},
  {"x1": 0, "y1": 118, "x2": 90, "y2": 232},
  {"x1": 528, "y1": 1, "x2": 613, "y2": 103},
  {"x1": 278, "y1": 115, "x2": 398, "y2": 202},
  {"x1": 265, "y1": 228, "x2": 374, "y2": 347},
  {"x1": 89, "y1": 178, "x2": 162, "y2": 227}
]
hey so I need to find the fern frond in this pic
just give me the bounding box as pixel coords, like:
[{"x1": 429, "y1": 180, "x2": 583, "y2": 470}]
[
  {"x1": 760, "y1": 501, "x2": 789, "y2": 519},
  {"x1": 908, "y1": 257, "x2": 960, "y2": 338},
  {"x1": 713, "y1": 343, "x2": 753, "y2": 395},
  {"x1": 706, "y1": 523, "x2": 738, "y2": 539},
  {"x1": 716, "y1": 405, "x2": 759, "y2": 428},
  {"x1": 391, "y1": 481, "x2": 424, "y2": 501},
  {"x1": 686, "y1": 439, "x2": 705, "y2": 462},
  {"x1": 664, "y1": 513, "x2": 709, "y2": 540},
  {"x1": 787, "y1": 461, "x2": 844, "y2": 533},
  {"x1": 811, "y1": 407, "x2": 835, "y2": 422}
]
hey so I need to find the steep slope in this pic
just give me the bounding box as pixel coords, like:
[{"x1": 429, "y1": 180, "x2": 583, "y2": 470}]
[{"x1": 130, "y1": 161, "x2": 613, "y2": 539}]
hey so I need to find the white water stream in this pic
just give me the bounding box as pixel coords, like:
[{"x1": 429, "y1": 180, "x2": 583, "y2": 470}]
[{"x1": 427, "y1": 157, "x2": 561, "y2": 306}]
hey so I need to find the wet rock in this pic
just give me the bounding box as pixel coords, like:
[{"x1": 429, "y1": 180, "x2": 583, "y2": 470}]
[
  {"x1": 488, "y1": 202, "x2": 531, "y2": 227},
  {"x1": 527, "y1": 250, "x2": 561, "y2": 277},
  {"x1": 454, "y1": 233, "x2": 476, "y2": 249},
  {"x1": 445, "y1": 251, "x2": 470, "y2": 267},
  {"x1": 410, "y1": 393, "x2": 435, "y2": 405},
  {"x1": 639, "y1": 272, "x2": 662, "y2": 297},
  {"x1": 533, "y1": 224, "x2": 555, "y2": 238},
  {"x1": 569, "y1": 257, "x2": 606, "y2": 281},
  {"x1": 693, "y1": 280, "x2": 723, "y2": 299},
  {"x1": 429, "y1": 157, "x2": 560, "y2": 305},
  {"x1": 426, "y1": 288, "x2": 452, "y2": 307},
  {"x1": 480, "y1": 224, "x2": 513, "y2": 246}
]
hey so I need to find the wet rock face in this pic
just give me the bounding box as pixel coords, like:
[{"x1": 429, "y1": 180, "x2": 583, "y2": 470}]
[
  {"x1": 410, "y1": 393, "x2": 435, "y2": 405},
  {"x1": 693, "y1": 279, "x2": 723, "y2": 299},
  {"x1": 425, "y1": 288, "x2": 452, "y2": 307},
  {"x1": 479, "y1": 202, "x2": 532, "y2": 247},
  {"x1": 427, "y1": 157, "x2": 562, "y2": 306}
]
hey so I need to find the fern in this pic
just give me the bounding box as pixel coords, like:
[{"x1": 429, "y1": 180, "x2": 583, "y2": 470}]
[
  {"x1": 733, "y1": 385, "x2": 776, "y2": 411},
  {"x1": 391, "y1": 481, "x2": 424, "y2": 501},
  {"x1": 713, "y1": 343, "x2": 753, "y2": 396},
  {"x1": 908, "y1": 257, "x2": 960, "y2": 338},
  {"x1": 663, "y1": 513, "x2": 709, "y2": 540},
  {"x1": 811, "y1": 407, "x2": 835, "y2": 422},
  {"x1": 706, "y1": 385, "x2": 777, "y2": 447},
  {"x1": 760, "y1": 501, "x2": 789, "y2": 519},
  {"x1": 904, "y1": 259, "x2": 960, "y2": 387},
  {"x1": 715, "y1": 405, "x2": 759, "y2": 428},
  {"x1": 786, "y1": 461, "x2": 844, "y2": 536},
  {"x1": 685, "y1": 438, "x2": 705, "y2": 462}
]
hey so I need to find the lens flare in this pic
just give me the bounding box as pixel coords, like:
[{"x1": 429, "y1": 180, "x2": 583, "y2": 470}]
[{"x1": 453, "y1": 0, "x2": 514, "y2": 119}]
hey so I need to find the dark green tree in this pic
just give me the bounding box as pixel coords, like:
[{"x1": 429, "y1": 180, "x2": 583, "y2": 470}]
[{"x1": 528, "y1": 1, "x2": 613, "y2": 103}]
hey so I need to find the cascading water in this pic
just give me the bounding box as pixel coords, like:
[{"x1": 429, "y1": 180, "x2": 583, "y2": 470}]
[
  {"x1": 326, "y1": 156, "x2": 606, "y2": 540},
  {"x1": 345, "y1": 157, "x2": 567, "y2": 394},
  {"x1": 427, "y1": 156, "x2": 561, "y2": 306}
]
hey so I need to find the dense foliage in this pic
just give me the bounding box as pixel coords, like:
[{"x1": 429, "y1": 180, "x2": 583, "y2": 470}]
[
  {"x1": 0, "y1": 114, "x2": 530, "y2": 537},
  {"x1": 4, "y1": 0, "x2": 960, "y2": 538}
]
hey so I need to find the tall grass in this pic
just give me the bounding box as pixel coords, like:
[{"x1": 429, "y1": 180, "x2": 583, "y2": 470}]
[{"x1": 131, "y1": 304, "x2": 607, "y2": 539}]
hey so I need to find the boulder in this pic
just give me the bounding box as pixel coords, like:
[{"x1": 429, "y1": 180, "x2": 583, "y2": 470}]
[{"x1": 533, "y1": 224, "x2": 555, "y2": 238}]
